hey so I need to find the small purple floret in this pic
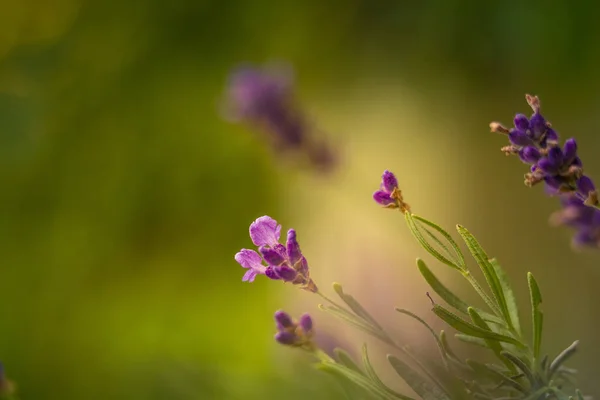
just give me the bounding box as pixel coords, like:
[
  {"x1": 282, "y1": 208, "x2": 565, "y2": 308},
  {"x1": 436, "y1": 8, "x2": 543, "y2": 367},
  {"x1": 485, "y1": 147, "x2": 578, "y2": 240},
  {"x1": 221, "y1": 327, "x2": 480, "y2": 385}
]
[
  {"x1": 298, "y1": 314, "x2": 313, "y2": 332},
  {"x1": 249, "y1": 216, "x2": 281, "y2": 247},
  {"x1": 273, "y1": 310, "x2": 315, "y2": 348},
  {"x1": 382, "y1": 170, "x2": 399, "y2": 193},
  {"x1": 274, "y1": 310, "x2": 294, "y2": 329},
  {"x1": 373, "y1": 190, "x2": 394, "y2": 206}
]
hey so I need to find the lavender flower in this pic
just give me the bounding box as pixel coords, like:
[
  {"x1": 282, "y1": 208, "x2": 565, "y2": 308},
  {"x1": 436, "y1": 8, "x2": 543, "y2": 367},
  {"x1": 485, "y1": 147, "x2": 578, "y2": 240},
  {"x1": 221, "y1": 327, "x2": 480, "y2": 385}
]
[
  {"x1": 223, "y1": 64, "x2": 335, "y2": 170},
  {"x1": 234, "y1": 216, "x2": 317, "y2": 292},
  {"x1": 273, "y1": 310, "x2": 315, "y2": 349},
  {"x1": 491, "y1": 94, "x2": 600, "y2": 248},
  {"x1": 490, "y1": 94, "x2": 598, "y2": 206},
  {"x1": 372, "y1": 170, "x2": 410, "y2": 212}
]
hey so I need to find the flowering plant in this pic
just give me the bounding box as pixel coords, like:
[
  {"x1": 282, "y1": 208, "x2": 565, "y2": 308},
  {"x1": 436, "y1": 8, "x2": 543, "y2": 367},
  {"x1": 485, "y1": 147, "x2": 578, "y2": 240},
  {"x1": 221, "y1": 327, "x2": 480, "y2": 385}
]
[{"x1": 232, "y1": 87, "x2": 596, "y2": 399}]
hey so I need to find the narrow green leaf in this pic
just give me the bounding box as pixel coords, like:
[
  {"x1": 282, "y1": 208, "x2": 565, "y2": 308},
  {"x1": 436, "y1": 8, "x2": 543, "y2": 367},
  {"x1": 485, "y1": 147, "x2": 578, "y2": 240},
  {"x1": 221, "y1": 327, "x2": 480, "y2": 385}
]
[
  {"x1": 548, "y1": 387, "x2": 575, "y2": 400},
  {"x1": 468, "y1": 308, "x2": 516, "y2": 373},
  {"x1": 439, "y1": 330, "x2": 458, "y2": 360},
  {"x1": 361, "y1": 344, "x2": 408, "y2": 399},
  {"x1": 548, "y1": 341, "x2": 579, "y2": 379},
  {"x1": 395, "y1": 307, "x2": 447, "y2": 366},
  {"x1": 432, "y1": 304, "x2": 524, "y2": 347},
  {"x1": 333, "y1": 283, "x2": 383, "y2": 330},
  {"x1": 417, "y1": 259, "x2": 469, "y2": 313},
  {"x1": 465, "y1": 360, "x2": 525, "y2": 393},
  {"x1": 455, "y1": 334, "x2": 488, "y2": 349},
  {"x1": 576, "y1": 389, "x2": 585, "y2": 400},
  {"x1": 489, "y1": 258, "x2": 521, "y2": 336},
  {"x1": 412, "y1": 215, "x2": 466, "y2": 269},
  {"x1": 500, "y1": 351, "x2": 536, "y2": 385},
  {"x1": 522, "y1": 387, "x2": 550, "y2": 400},
  {"x1": 456, "y1": 225, "x2": 511, "y2": 327},
  {"x1": 334, "y1": 348, "x2": 364, "y2": 375},
  {"x1": 527, "y1": 272, "x2": 543, "y2": 359},
  {"x1": 318, "y1": 304, "x2": 391, "y2": 344},
  {"x1": 316, "y1": 362, "x2": 406, "y2": 400},
  {"x1": 405, "y1": 213, "x2": 462, "y2": 271},
  {"x1": 387, "y1": 354, "x2": 451, "y2": 400}
]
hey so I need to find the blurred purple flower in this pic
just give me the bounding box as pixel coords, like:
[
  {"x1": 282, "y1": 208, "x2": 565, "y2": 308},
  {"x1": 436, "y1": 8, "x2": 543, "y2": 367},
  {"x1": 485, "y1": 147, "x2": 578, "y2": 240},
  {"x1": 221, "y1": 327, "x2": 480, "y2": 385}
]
[
  {"x1": 491, "y1": 94, "x2": 600, "y2": 248},
  {"x1": 222, "y1": 63, "x2": 335, "y2": 170},
  {"x1": 273, "y1": 310, "x2": 315, "y2": 348},
  {"x1": 550, "y1": 194, "x2": 600, "y2": 249},
  {"x1": 373, "y1": 170, "x2": 410, "y2": 212},
  {"x1": 234, "y1": 216, "x2": 317, "y2": 292}
]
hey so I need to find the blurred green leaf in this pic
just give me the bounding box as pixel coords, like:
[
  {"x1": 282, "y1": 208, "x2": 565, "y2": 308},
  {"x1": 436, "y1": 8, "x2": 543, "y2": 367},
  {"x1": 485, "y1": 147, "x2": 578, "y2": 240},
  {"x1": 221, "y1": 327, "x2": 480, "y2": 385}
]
[
  {"x1": 489, "y1": 258, "x2": 521, "y2": 336},
  {"x1": 333, "y1": 282, "x2": 383, "y2": 330},
  {"x1": 527, "y1": 272, "x2": 543, "y2": 359},
  {"x1": 334, "y1": 348, "x2": 364, "y2": 375},
  {"x1": 387, "y1": 355, "x2": 450, "y2": 400},
  {"x1": 431, "y1": 304, "x2": 523, "y2": 347}
]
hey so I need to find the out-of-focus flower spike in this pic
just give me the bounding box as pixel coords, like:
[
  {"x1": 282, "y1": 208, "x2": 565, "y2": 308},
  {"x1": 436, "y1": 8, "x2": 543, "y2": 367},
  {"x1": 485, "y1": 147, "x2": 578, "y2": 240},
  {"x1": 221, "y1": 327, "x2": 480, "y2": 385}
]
[{"x1": 273, "y1": 311, "x2": 315, "y2": 349}]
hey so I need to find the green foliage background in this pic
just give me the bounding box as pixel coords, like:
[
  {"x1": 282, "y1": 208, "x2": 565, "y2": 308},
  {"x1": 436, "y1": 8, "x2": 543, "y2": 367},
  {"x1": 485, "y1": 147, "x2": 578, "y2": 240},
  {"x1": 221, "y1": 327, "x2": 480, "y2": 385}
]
[{"x1": 2, "y1": 0, "x2": 600, "y2": 398}]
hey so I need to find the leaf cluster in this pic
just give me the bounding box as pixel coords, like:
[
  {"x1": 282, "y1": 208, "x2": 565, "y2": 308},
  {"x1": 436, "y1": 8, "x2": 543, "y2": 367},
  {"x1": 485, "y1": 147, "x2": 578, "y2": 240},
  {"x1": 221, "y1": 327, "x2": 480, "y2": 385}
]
[{"x1": 315, "y1": 213, "x2": 588, "y2": 400}]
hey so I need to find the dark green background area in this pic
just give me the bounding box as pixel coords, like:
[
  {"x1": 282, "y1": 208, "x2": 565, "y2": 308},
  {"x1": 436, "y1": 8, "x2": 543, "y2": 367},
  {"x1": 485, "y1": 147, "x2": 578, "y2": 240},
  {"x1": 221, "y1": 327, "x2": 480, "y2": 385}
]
[{"x1": 2, "y1": 0, "x2": 600, "y2": 398}]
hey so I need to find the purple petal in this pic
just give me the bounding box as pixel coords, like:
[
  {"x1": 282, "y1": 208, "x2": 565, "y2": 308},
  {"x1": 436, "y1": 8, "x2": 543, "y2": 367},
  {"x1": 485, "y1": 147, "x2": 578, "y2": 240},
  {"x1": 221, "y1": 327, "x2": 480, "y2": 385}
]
[
  {"x1": 544, "y1": 177, "x2": 563, "y2": 195},
  {"x1": 545, "y1": 128, "x2": 559, "y2": 142},
  {"x1": 519, "y1": 146, "x2": 541, "y2": 164},
  {"x1": 235, "y1": 249, "x2": 265, "y2": 271},
  {"x1": 274, "y1": 265, "x2": 297, "y2": 282},
  {"x1": 249, "y1": 216, "x2": 281, "y2": 247},
  {"x1": 538, "y1": 158, "x2": 559, "y2": 175},
  {"x1": 563, "y1": 138, "x2": 578, "y2": 164},
  {"x1": 286, "y1": 229, "x2": 302, "y2": 265},
  {"x1": 299, "y1": 314, "x2": 313, "y2": 333},
  {"x1": 529, "y1": 112, "x2": 546, "y2": 139},
  {"x1": 242, "y1": 269, "x2": 258, "y2": 282},
  {"x1": 508, "y1": 129, "x2": 535, "y2": 147},
  {"x1": 577, "y1": 175, "x2": 596, "y2": 197},
  {"x1": 513, "y1": 113, "x2": 529, "y2": 130},
  {"x1": 572, "y1": 229, "x2": 599, "y2": 248},
  {"x1": 381, "y1": 170, "x2": 398, "y2": 193},
  {"x1": 274, "y1": 310, "x2": 294, "y2": 329},
  {"x1": 259, "y1": 246, "x2": 285, "y2": 266},
  {"x1": 275, "y1": 331, "x2": 296, "y2": 345},
  {"x1": 265, "y1": 266, "x2": 281, "y2": 280},
  {"x1": 547, "y1": 146, "x2": 564, "y2": 167},
  {"x1": 373, "y1": 190, "x2": 394, "y2": 206}
]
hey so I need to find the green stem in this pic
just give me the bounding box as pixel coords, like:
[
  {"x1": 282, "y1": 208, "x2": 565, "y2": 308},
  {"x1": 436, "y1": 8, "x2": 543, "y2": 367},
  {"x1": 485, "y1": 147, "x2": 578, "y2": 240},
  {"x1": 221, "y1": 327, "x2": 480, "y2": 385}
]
[
  {"x1": 316, "y1": 290, "x2": 347, "y2": 311},
  {"x1": 313, "y1": 348, "x2": 336, "y2": 363}
]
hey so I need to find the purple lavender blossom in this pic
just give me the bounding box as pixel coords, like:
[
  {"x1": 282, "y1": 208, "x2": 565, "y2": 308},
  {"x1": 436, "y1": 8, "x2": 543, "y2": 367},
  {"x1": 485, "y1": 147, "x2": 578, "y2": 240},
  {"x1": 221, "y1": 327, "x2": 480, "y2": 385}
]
[
  {"x1": 273, "y1": 310, "x2": 315, "y2": 348},
  {"x1": 490, "y1": 94, "x2": 598, "y2": 206},
  {"x1": 491, "y1": 94, "x2": 600, "y2": 248},
  {"x1": 223, "y1": 64, "x2": 335, "y2": 170},
  {"x1": 372, "y1": 170, "x2": 410, "y2": 212},
  {"x1": 234, "y1": 216, "x2": 318, "y2": 292}
]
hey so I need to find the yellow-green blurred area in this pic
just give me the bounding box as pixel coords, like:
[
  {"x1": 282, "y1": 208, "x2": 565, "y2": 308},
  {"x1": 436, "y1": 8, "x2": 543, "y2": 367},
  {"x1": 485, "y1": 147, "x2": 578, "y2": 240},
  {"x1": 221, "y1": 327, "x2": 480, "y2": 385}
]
[{"x1": 2, "y1": 0, "x2": 600, "y2": 398}]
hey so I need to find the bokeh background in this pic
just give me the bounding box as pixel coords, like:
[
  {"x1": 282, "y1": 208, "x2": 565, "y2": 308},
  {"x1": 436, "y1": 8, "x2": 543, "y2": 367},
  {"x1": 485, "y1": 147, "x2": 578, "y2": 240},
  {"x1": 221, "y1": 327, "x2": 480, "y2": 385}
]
[{"x1": 2, "y1": 0, "x2": 600, "y2": 398}]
